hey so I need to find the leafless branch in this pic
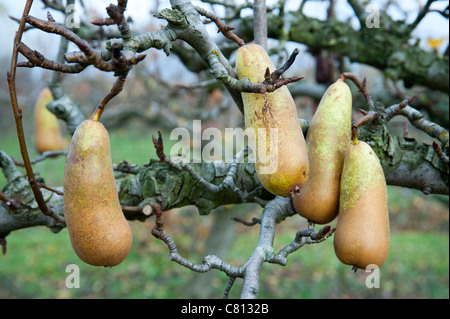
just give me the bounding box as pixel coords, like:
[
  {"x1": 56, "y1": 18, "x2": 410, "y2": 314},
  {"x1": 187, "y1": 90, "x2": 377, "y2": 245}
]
[
  {"x1": 194, "y1": 6, "x2": 245, "y2": 47},
  {"x1": 152, "y1": 131, "x2": 266, "y2": 207},
  {"x1": 341, "y1": 72, "x2": 374, "y2": 109},
  {"x1": 151, "y1": 204, "x2": 242, "y2": 277},
  {"x1": 6, "y1": 0, "x2": 65, "y2": 225},
  {"x1": 433, "y1": 141, "x2": 449, "y2": 166}
]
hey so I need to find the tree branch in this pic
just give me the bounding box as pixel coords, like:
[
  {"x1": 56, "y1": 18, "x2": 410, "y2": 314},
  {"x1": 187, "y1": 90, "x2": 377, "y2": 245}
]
[
  {"x1": 235, "y1": 9, "x2": 449, "y2": 93},
  {"x1": 270, "y1": 225, "x2": 335, "y2": 266},
  {"x1": 151, "y1": 204, "x2": 242, "y2": 277},
  {"x1": 240, "y1": 196, "x2": 291, "y2": 299},
  {"x1": 253, "y1": 0, "x2": 268, "y2": 49},
  {"x1": 6, "y1": 0, "x2": 65, "y2": 225}
]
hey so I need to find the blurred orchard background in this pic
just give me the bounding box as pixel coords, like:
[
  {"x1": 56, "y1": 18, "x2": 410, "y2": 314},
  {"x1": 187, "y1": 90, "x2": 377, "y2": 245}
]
[{"x1": 0, "y1": 0, "x2": 448, "y2": 298}]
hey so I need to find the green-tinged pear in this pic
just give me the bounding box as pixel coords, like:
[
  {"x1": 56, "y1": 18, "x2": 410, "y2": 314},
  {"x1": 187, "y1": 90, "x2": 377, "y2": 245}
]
[
  {"x1": 293, "y1": 79, "x2": 352, "y2": 224},
  {"x1": 333, "y1": 138, "x2": 390, "y2": 270}
]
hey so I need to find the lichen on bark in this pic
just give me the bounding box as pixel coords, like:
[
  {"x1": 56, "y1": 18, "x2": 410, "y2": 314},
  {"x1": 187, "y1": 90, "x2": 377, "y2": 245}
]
[
  {"x1": 137, "y1": 159, "x2": 272, "y2": 215},
  {"x1": 357, "y1": 123, "x2": 449, "y2": 195}
]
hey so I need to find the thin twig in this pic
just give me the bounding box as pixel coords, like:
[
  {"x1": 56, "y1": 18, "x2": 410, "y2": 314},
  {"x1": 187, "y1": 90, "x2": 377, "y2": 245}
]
[
  {"x1": 0, "y1": 191, "x2": 21, "y2": 210},
  {"x1": 152, "y1": 132, "x2": 266, "y2": 207},
  {"x1": 399, "y1": 106, "x2": 449, "y2": 146},
  {"x1": 410, "y1": 0, "x2": 438, "y2": 31},
  {"x1": 6, "y1": 0, "x2": 65, "y2": 225},
  {"x1": 341, "y1": 72, "x2": 374, "y2": 109},
  {"x1": 8, "y1": 15, "x2": 34, "y2": 31},
  {"x1": 383, "y1": 95, "x2": 416, "y2": 123},
  {"x1": 223, "y1": 277, "x2": 236, "y2": 299},
  {"x1": 270, "y1": 48, "x2": 300, "y2": 80},
  {"x1": 221, "y1": 48, "x2": 303, "y2": 94},
  {"x1": 0, "y1": 235, "x2": 8, "y2": 255},
  {"x1": 106, "y1": 2, "x2": 132, "y2": 41},
  {"x1": 432, "y1": 141, "x2": 449, "y2": 166},
  {"x1": 11, "y1": 150, "x2": 68, "y2": 167},
  {"x1": 113, "y1": 161, "x2": 140, "y2": 174},
  {"x1": 344, "y1": 73, "x2": 448, "y2": 149},
  {"x1": 17, "y1": 42, "x2": 86, "y2": 73},
  {"x1": 49, "y1": 0, "x2": 74, "y2": 96},
  {"x1": 42, "y1": 0, "x2": 65, "y2": 12},
  {"x1": 270, "y1": 225, "x2": 335, "y2": 266},
  {"x1": 151, "y1": 204, "x2": 242, "y2": 277},
  {"x1": 37, "y1": 183, "x2": 64, "y2": 196},
  {"x1": 231, "y1": 217, "x2": 261, "y2": 226},
  {"x1": 194, "y1": 6, "x2": 245, "y2": 47},
  {"x1": 25, "y1": 14, "x2": 114, "y2": 72},
  {"x1": 428, "y1": 8, "x2": 449, "y2": 19}
]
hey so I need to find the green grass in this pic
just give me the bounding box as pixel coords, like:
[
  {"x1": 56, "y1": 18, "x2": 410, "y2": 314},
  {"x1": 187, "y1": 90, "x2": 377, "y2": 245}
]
[{"x1": 0, "y1": 222, "x2": 448, "y2": 299}]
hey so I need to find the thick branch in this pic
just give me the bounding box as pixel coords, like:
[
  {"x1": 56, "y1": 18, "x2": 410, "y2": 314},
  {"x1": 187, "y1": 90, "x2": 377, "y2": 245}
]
[
  {"x1": 235, "y1": 10, "x2": 449, "y2": 93},
  {"x1": 0, "y1": 159, "x2": 274, "y2": 235},
  {"x1": 357, "y1": 123, "x2": 448, "y2": 195},
  {"x1": 253, "y1": 0, "x2": 268, "y2": 49}
]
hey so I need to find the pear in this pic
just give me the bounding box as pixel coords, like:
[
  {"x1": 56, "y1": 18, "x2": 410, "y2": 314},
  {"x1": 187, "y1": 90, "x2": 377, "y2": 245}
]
[
  {"x1": 236, "y1": 44, "x2": 309, "y2": 197},
  {"x1": 34, "y1": 88, "x2": 67, "y2": 154},
  {"x1": 333, "y1": 139, "x2": 390, "y2": 270},
  {"x1": 63, "y1": 119, "x2": 132, "y2": 267},
  {"x1": 293, "y1": 79, "x2": 352, "y2": 224}
]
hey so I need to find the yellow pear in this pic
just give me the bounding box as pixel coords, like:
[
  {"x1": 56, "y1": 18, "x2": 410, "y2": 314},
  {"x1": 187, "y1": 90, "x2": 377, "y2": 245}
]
[
  {"x1": 236, "y1": 44, "x2": 309, "y2": 197},
  {"x1": 63, "y1": 119, "x2": 132, "y2": 267},
  {"x1": 34, "y1": 88, "x2": 66, "y2": 154}
]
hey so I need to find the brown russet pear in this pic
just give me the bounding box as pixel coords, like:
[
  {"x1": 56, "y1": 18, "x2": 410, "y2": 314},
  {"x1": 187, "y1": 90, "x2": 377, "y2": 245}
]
[
  {"x1": 333, "y1": 137, "x2": 390, "y2": 270},
  {"x1": 34, "y1": 88, "x2": 67, "y2": 154},
  {"x1": 293, "y1": 79, "x2": 352, "y2": 224},
  {"x1": 63, "y1": 119, "x2": 132, "y2": 267},
  {"x1": 236, "y1": 44, "x2": 309, "y2": 197}
]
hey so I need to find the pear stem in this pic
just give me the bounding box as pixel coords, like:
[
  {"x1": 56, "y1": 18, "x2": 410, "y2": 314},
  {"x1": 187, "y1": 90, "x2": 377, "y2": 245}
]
[
  {"x1": 91, "y1": 109, "x2": 102, "y2": 121},
  {"x1": 351, "y1": 109, "x2": 381, "y2": 145},
  {"x1": 351, "y1": 126, "x2": 359, "y2": 145},
  {"x1": 90, "y1": 72, "x2": 128, "y2": 122}
]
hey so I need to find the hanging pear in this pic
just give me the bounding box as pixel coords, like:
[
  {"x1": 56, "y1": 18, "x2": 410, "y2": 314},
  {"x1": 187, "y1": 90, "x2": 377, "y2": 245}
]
[
  {"x1": 63, "y1": 119, "x2": 132, "y2": 267},
  {"x1": 333, "y1": 136, "x2": 390, "y2": 270},
  {"x1": 34, "y1": 88, "x2": 66, "y2": 154},
  {"x1": 236, "y1": 44, "x2": 309, "y2": 197},
  {"x1": 293, "y1": 79, "x2": 352, "y2": 224}
]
